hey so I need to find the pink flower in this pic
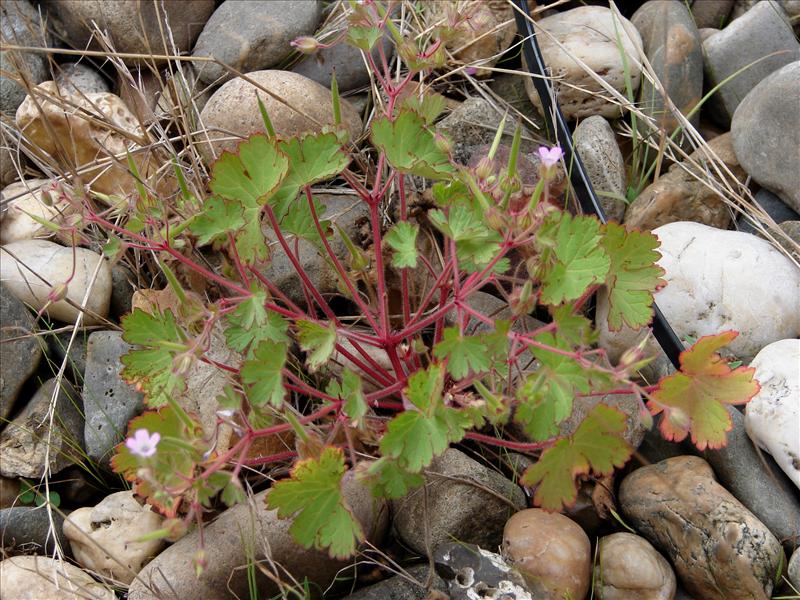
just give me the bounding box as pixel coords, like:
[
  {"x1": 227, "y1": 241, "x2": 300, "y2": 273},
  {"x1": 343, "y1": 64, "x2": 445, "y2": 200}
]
[
  {"x1": 538, "y1": 145, "x2": 563, "y2": 168},
  {"x1": 464, "y1": 66, "x2": 478, "y2": 76},
  {"x1": 125, "y1": 429, "x2": 160, "y2": 458}
]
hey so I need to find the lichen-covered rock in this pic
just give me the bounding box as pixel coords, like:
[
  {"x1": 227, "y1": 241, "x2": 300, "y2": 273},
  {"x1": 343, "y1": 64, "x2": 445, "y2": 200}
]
[
  {"x1": 0, "y1": 240, "x2": 112, "y2": 325},
  {"x1": 731, "y1": 61, "x2": 800, "y2": 214},
  {"x1": 0, "y1": 0, "x2": 50, "y2": 114},
  {"x1": 745, "y1": 339, "x2": 800, "y2": 490},
  {"x1": 0, "y1": 378, "x2": 83, "y2": 478},
  {"x1": 0, "y1": 555, "x2": 115, "y2": 599},
  {"x1": 573, "y1": 116, "x2": 627, "y2": 222},
  {"x1": 15, "y1": 81, "x2": 152, "y2": 196},
  {"x1": 624, "y1": 133, "x2": 746, "y2": 231},
  {"x1": 435, "y1": 543, "x2": 532, "y2": 600},
  {"x1": 0, "y1": 179, "x2": 66, "y2": 244},
  {"x1": 426, "y1": 1, "x2": 517, "y2": 77},
  {"x1": 64, "y1": 491, "x2": 165, "y2": 584},
  {"x1": 0, "y1": 283, "x2": 41, "y2": 421},
  {"x1": 597, "y1": 222, "x2": 800, "y2": 377},
  {"x1": 620, "y1": 456, "x2": 785, "y2": 600},
  {"x1": 193, "y1": 0, "x2": 321, "y2": 85},
  {"x1": 128, "y1": 475, "x2": 388, "y2": 600},
  {"x1": 594, "y1": 533, "x2": 676, "y2": 600},
  {"x1": 392, "y1": 448, "x2": 526, "y2": 555},
  {"x1": 524, "y1": 7, "x2": 643, "y2": 120},
  {"x1": 46, "y1": 0, "x2": 214, "y2": 65},
  {"x1": 198, "y1": 70, "x2": 361, "y2": 162},
  {"x1": 501, "y1": 509, "x2": 591, "y2": 600},
  {"x1": 703, "y1": 1, "x2": 799, "y2": 125}
]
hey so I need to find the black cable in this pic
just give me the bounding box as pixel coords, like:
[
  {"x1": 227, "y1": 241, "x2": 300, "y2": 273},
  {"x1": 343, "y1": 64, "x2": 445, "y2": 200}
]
[{"x1": 511, "y1": 0, "x2": 685, "y2": 369}]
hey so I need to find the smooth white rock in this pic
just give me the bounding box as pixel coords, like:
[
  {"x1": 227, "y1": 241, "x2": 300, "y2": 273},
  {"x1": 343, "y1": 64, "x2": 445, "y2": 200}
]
[
  {"x1": 597, "y1": 222, "x2": 800, "y2": 374},
  {"x1": 744, "y1": 339, "x2": 800, "y2": 489},
  {"x1": 0, "y1": 555, "x2": 115, "y2": 599},
  {"x1": 63, "y1": 490, "x2": 166, "y2": 585},
  {"x1": 526, "y1": 7, "x2": 643, "y2": 119},
  {"x1": 0, "y1": 239, "x2": 111, "y2": 325},
  {"x1": 0, "y1": 179, "x2": 64, "y2": 244}
]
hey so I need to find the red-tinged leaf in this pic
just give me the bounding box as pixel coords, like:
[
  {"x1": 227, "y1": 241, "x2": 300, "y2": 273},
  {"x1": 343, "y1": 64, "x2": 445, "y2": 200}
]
[
  {"x1": 648, "y1": 331, "x2": 760, "y2": 450},
  {"x1": 521, "y1": 404, "x2": 631, "y2": 510}
]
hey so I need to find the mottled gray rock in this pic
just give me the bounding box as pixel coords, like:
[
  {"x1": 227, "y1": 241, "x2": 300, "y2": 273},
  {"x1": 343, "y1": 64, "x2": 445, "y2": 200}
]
[
  {"x1": 789, "y1": 547, "x2": 800, "y2": 590},
  {"x1": 343, "y1": 565, "x2": 447, "y2": 600},
  {"x1": 54, "y1": 62, "x2": 110, "y2": 95},
  {"x1": 737, "y1": 188, "x2": 800, "y2": 235},
  {"x1": 0, "y1": 127, "x2": 24, "y2": 186},
  {"x1": 258, "y1": 193, "x2": 369, "y2": 308},
  {"x1": 632, "y1": 1, "x2": 703, "y2": 133},
  {"x1": 573, "y1": 116, "x2": 627, "y2": 222},
  {"x1": 46, "y1": 0, "x2": 214, "y2": 65},
  {"x1": 45, "y1": 329, "x2": 89, "y2": 381},
  {"x1": 620, "y1": 456, "x2": 785, "y2": 600},
  {"x1": 83, "y1": 331, "x2": 144, "y2": 464},
  {"x1": 0, "y1": 0, "x2": 50, "y2": 114},
  {"x1": 435, "y1": 543, "x2": 532, "y2": 600},
  {"x1": 0, "y1": 378, "x2": 84, "y2": 478},
  {"x1": 0, "y1": 283, "x2": 42, "y2": 421},
  {"x1": 128, "y1": 475, "x2": 388, "y2": 600},
  {"x1": 561, "y1": 393, "x2": 649, "y2": 449},
  {"x1": 488, "y1": 73, "x2": 546, "y2": 131},
  {"x1": 0, "y1": 506, "x2": 70, "y2": 556},
  {"x1": 193, "y1": 0, "x2": 322, "y2": 85},
  {"x1": 703, "y1": 1, "x2": 799, "y2": 125},
  {"x1": 691, "y1": 0, "x2": 734, "y2": 28},
  {"x1": 697, "y1": 405, "x2": 800, "y2": 551},
  {"x1": 731, "y1": 0, "x2": 800, "y2": 21},
  {"x1": 109, "y1": 264, "x2": 135, "y2": 319},
  {"x1": 391, "y1": 448, "x2": 526, "y2": 555},
  {"x1": 731, "y1": 61, "x2": 800, "y2": 213}
]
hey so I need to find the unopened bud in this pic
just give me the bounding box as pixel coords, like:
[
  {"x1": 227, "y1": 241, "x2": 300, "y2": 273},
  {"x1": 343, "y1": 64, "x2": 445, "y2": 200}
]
[
  {"x1": 475, "y1": 157, "x2": 495, "y2": 180},
  {"x1": 48, "y1": 282, "x2": 69, "y2": 303},
  {"x1": 485, "y1": 207, "x2": 506, "y2": 232},
  {"x1": 290, "y1": 36, "x2": 320, "y2": 54},
  {"x1": 499, "y1": 173, "x2": 522, "y2": 195},
  {"x1": 40, "y1": 189, "x2": 54, "y2": 207},
  {"x1": 192, "y1": 549, "x2": 207, "y2": 577},
  {"x1": 172, "y1": 353, "x2": 193, "y2": 377},
  {"x1": 163, "y1": 518, "x2": 188, "y2": 542},
  {"x1": 433, "y1": 132, "x2": 453, "y2": 155},
  {"x1": 509, "y1": 281, "x2": 535, "y2": 316}
]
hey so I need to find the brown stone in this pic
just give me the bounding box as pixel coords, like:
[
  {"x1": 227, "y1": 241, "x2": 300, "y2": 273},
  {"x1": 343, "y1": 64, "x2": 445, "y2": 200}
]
[
  {"x1": 619, "y1": 456, "x2": 785, "y2": 600},
  {"x1": 594, "y1": 532, "x2": 676, "y2": 600}
]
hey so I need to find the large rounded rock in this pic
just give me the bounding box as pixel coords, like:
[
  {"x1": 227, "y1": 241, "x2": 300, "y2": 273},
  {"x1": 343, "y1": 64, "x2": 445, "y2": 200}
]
[
  {"x1": 0, "y1": 554, "x2": 115, "y2": 599},
  {"x1": 501, "y1": 509, "x2": 591, "y2": 600},
  {"x1": 0, "y1": 240, "x2": 112, "y2": 325},
  {"x1": 0, "y1": 124, "x2": 24, "y2": 186},
  {"x1": 46, "y1": 0, "x2": 214, "y2": 65},
  {"x1": 620, "y1": 456, "x2": 785, "y2": 600},
  {"x1": 731, "y1": 61, "x2": 800, "y2": 214},
  {"x1": 198, "y1": 70, "x2": 361, "y2": 162},
  {"x1": 0, "y1": 378, "x2": 84, "y2": 478},
  {"x1": 632, "y1": 0, "x2": 703, "y2": 132},
  {"x1": 392, "y1": 448, "x2": 526, "y2": 555},
  {"x1": 702, "y1": 1, "x2": 799, "y2": 125},
  {"x1": 0, "y1": 283, "x2": 42, "y2": 421},
  {"x1": 525, "y1": 7, "x2": 643, "y2": 120},
  {"x1": 597, "y1": 222, "x2": 800, "y2": 376},
  {"x1": 625, "y1": 132, "x2": 746, "y2": 231},
  {"x1": 594, "y1": 533, "x2": 676, "y2": 600},
  {"x1": 789, "y1": 548, "x2": 800, "y2": 591},
  {"x1": 64, "y1": 490, "x2": 165, "y2": 585},
  {"x1": 0, "y1": 506, "x2": 70, "y2": 556},
  {"x1": 0, "y1": 0, "x2": 50, "y2": 114},
  {"x1": 128, "y1": 475, "x2": 388, "y2": 599},
  {"x1": 15, "y1": 81, "x2": 153, "y2": 196},
  {"x1": 744, "y1": 339, "x2": 800, "y2": 490},
  {"x1": 434, "y1": 543, "x2": 532, "y2": 600},
  {"x1": 573, "y1": 116, "x2": 627, "y2": 222},
  {"x1": 690, "y1": 0, "x2": 734, "y2": 29},
  {"x1": 193, "y1": 0, "x2": 321, "y2": 85},
  {"x1": 54, "y1": 62, "x2": 110, "y2": 95},
  {"x1": 0, "y1": 179, "x2": 66, "y2": 244}
]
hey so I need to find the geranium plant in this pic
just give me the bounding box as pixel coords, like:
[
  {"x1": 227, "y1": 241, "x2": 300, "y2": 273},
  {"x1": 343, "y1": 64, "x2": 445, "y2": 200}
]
[{"x1": 51, "y1": 0, "x2": 759, "y2": 568}]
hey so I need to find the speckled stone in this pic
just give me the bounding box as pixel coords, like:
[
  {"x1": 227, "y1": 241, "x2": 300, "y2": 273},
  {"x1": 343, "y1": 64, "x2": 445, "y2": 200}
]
[
  {"x1": 0, "y1": 283, "x2": 42, "y2": 421},
  {"x1": 573, "y1": 115, "x2": 627, "y2": 222},
  {"x1": 0, "y1": 0, "x2": 50, "y2": 114}
]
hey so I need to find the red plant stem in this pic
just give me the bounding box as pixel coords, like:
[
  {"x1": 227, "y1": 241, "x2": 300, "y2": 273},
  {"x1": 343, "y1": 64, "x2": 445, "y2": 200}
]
[
  {"x1": 369, "y1": 200, "x2": 390, "y2": 339},
  {"x1": 227, "y1": 231, "x2": 251, "y2": 288},
  {"x1": 465, "y1": 431, "x2": 551, "y2": 452},
  {"x1": 242, "y1": 450, "x2": 298, "y2": 467}
]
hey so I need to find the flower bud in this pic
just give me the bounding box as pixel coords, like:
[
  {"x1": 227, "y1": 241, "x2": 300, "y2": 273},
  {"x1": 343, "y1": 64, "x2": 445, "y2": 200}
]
[
  {"x1": 474, "y1": 157, "x2": 495, "y2": 180},
  {"x1": 172, "y1": 353, "x2": 194, "y2": 377},
  {"x1": 485, "y1": 207, "x2": 506, "y2": 232},
  {"x1": 163, "y1": 518, "x2": 188, "y2": 542},
  {"x1": 433, "y1": 132, "x2": 453, "y2": 155},
  {"x1": 499, "y1": 174, "x2": 522, "y2": 195},
  {"x1": 192, "y1": 549, "x2": 207, "y2": 577},
  {"x1": 509, "y1": 281, "x2": 536, "y2": 316},
  {"x1": 48, "y1": 282, "x2": 69, "y2": 303},
  {"x1": 290, "y1": 36, "x2": 320, "y2": 54}
]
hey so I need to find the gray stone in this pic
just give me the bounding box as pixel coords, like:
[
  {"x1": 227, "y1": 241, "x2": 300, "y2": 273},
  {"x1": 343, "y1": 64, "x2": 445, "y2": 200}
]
[
  {"x1": 632, "y1": 1, "x2": 703, "y2": 134},
  {"x1": 0, "y1": 378, "x2": 84, "y2": 478},
  {"x1": 0, "y1": 283, "x2": 42, "y2": 421},
  {"x1": 128, "y1": 475, "x2": 388, "y2": 600},
  {"x1": 695, "y1": 405, "x2": 800, "y2": 551},
  {"x1": 561, "y1": 393, "x2": 649, "y2": 449},
  {"x1": 0, "y1": 0, "x2": 50, "y2": 114},
  {"x1": 0, "y1": 127, "x2": 24, "y2": 186},
  {"x1": 45, "y1": 329, "x2": 89, "y2": 381},
  {"x1": 343, "y1": 565, "x2": 447, "y2": 600},
  {"x1": 193, "y1": 0, "x2": 322, "y2": 85},
  {"x1": 731, "y1": 61, "x2": 800, "y2": 213},
  {"x1": 435, "y1": 543, "x2": 532, "y2": 600},
  {"x1": 83, "y1": 331, "x2": 144, "y2": 464},
  {"x1": 258, "y1": 193, "x2": 369, "y2": 308},
  {"x1": 488, "y1": 73, "x2": 547, "y2": 132},
  {"x1": 703, "y1": 1, "x2": 799, "y2": 125},
  {"x1": 779, "y1": 221, "x2": 800, "y2": 258},
  {"x1": 789, "y1": 547, "x2": 800, "y2": 590},
  {"x1": 573, "y1": 116, "x2": 627, "y2": 222},
  {"x1": 0, "y1": 554, "x2": 115, "y2": 599},
  {"x1": 731, "y1": 0, "x2": 800, "y2": 21},
  {"x1": 0, "y1": 506, "x2": 70, "y2": 556},
  {"x1": 54, "y1": 62, "x2": 110, "y2": 95},
  {"x1": 737, "y1": 188, "x2": 800, "y2": 235},
  {"x1": 46, "y1": 0, "x2": 214, "y2": 65},
  {"x1": 691, "y1": 0, "x2": 734, "y2": 28},
  {"x1": 391, "y1": 448, "x2": 526, "y2": 555},
  {"x1": 293, "y1": 32, "x2": 393, "y2": 93},
  {"x1": 109, "y1": 264, "x2": 135, "y2": 319}
]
